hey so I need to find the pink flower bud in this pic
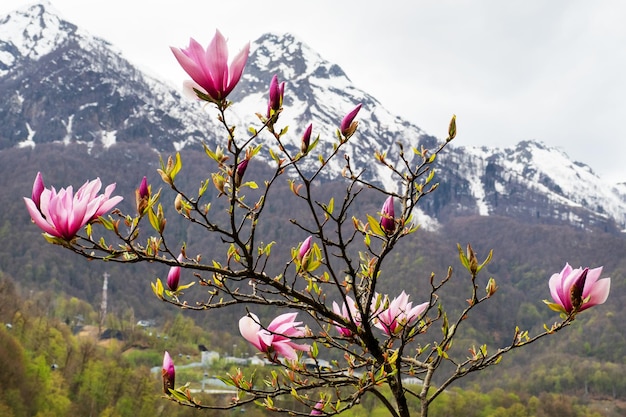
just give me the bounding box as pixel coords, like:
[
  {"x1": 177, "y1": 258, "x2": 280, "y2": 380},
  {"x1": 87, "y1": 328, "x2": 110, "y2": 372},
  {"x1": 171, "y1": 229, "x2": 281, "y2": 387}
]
[
  {"x1": 235, "y1": 159, "x2": 249, "y2": 187},
  {"x1": 267, "y1": 74, "x2": 285, "y2": 117},
  {"x1": 300, "y1": 123, "x2": 313, "y2": 154},
  {"x1": 298, "y1": 236, "x2": 312, "y2": 261},
  {"x1": 139, "y1": 176, "x2": 149, "y2": 199},
  {"x1": 310, "y1": 400, "x2": 324, "y2": 416},
  {"x1": 31, "y1": 172, "x2": 45, "y2": 209},
  {"x1": 166, "y1": 254, "x2": 183, "y2": 291},
  {"x1": 380, "y1": 196, "x2": 395, "y2": 235},
  {"x1": 340, "y1": 103, "x2": 362, "y2": 138},
  {"x1": 135, "y1": 176, "x2": 150, "y2": 215},
  {"x1": 162, "y1": 351, "x2": 175, "y2": 394}
]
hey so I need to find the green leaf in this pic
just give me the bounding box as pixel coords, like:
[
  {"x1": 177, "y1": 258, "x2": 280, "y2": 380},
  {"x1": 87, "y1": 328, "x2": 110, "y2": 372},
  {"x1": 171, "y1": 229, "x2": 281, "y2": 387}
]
[
  {"x1": 170, "y1": 152, "x2": 182, "y2": 180},
  {"x1": 151, "y1": 278, "x2": 164, "y2": 300},
  {"x1": 543, "y1": 300, "x2": 566, "y2": 314},
  {"x1": 457, "y1": 243, "x2": 470, "y2": 271},
  {"x1": 250, "y1": 144, "x2": 263, "y2": 158},
  {"x1": 241, "y1": 181, "x2": 258, "y2": 189},
  {"x1": 98, "y1": 215, "x2": 115, "y2": 231},
  {"x1": 177, "y1": 282, "x2": 195, "y2": 291},
  {"x1": 148, "y1": 208, "x2": 160, "y2": 233},
  {"x1": 199, "y1": 179, "x2": 210, "y2": 197},
  {"x1": 425, "y1": 168, "x2": 436, "y2": 184},
  {"x1": 367, "y1": 214, "x2": 385, "y2": 237},
  {"x1": 311, "y1": 342, "x2": 319, "y2": 358}
]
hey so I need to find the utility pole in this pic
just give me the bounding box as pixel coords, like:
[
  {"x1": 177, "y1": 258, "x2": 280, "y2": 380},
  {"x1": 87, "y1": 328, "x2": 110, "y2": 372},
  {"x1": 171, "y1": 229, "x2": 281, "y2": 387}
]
[{"x1": 99, "y1": 272, "x2": 109, "y2": 335}]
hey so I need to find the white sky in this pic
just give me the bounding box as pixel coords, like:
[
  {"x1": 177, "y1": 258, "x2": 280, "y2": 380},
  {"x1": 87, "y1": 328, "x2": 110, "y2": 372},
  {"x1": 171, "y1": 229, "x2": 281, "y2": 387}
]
[{"x1": 2, "y1": 0, "x2": 626, "y2": 182}]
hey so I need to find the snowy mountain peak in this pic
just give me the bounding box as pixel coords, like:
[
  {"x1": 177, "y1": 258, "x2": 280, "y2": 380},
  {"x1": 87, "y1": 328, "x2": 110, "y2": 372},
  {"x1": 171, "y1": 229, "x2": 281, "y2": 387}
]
[
  {"x1": 0, "y1": 2, "x2": 77, "y2": 74},
  {"x1": 1, "y1": 4, "x2": 626, "y2": 233},
  {"x1": 249, "y1": 32, "x2": 349, "y2": 83}
]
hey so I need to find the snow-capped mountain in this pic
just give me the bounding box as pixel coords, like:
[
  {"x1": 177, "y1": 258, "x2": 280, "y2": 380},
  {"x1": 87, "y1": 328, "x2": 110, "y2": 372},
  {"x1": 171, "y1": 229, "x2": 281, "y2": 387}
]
[
  {"x1": 0, "y1": 2, "x2": 221, "y2": 152},
  {"x1": 1, "y1": 2, "x2": 625, "y2": 233}
]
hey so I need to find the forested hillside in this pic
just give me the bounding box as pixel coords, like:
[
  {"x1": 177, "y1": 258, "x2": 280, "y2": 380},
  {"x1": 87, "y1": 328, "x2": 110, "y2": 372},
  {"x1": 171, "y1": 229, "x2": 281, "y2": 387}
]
[{"x1": 2, "y1": 141, "x2": 626, "y2": 412}]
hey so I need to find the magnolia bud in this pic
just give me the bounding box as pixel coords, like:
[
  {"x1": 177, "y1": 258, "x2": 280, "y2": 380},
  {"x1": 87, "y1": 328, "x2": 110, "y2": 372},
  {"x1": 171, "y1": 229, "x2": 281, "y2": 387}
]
[
  {"x1": 162, "y1": 351, "x2": 175, "y2": 394},
  {"x1": 447, "y1": 114, "x2": 457, "y2": 142},
  {"x1": 300, "y1": 123, "x2": 313, "y2": 155},
  {"x1": 135, "y1": 176, "x2": 150, "y2": 215},
  {"x1": 380, "y1": 196, "x2": 395, "y2": 235},
  {"x1": 340, "y1": 104, "x2": 362, "y2": 138},
  {"x1": 235, "y1": 159, "x2": 249, "y2": 188}
]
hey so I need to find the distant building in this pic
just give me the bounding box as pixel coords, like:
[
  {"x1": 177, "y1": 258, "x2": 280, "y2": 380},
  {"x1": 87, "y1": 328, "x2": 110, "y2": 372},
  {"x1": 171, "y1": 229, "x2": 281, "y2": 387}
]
[
  {"x1": 201, "y1": 351, "x2": 220, "y2": 365},
  {"x1": 136, "y1": 319, "x2": 155, "y2": 328}
]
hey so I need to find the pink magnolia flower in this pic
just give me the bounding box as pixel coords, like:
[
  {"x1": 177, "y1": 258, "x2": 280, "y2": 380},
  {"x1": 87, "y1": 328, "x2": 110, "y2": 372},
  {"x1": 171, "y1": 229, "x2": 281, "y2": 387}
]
[
  {"x1": 300, "y1": 123, "x2": 313, "y2": 154},
  {"x1": 138, "y1": 176, "x2": 149, "y2": 199},
  {"x1": 135, "y1": 176, "x2": 150, "y2": 215},
  {"x1": 234, "y1": 158, "x2": 249, "y2": 187},
  {"x1": 380, "y1": 196, "x2": 395, "y2": 235},
  {"x1": 239, "y1": 312, "x2": 310, "y2": 361},
  {"x1": 267, "y1": 74, "x2": 285, "y2": 117},
  {"x1": 332, "y1": 296, "x2": 361, "y2": 337},
  {"x1": 373, "y1": 291, "x2": 428, "y2": 335},
  {"x1": 24, "y1": 173, "x2": 123, "y2": 241},
  {"x1": 548, "y1": 263, "x2": 611, "y2": 315},
  {"x1": 298, "y1": 236, "x2": 313, "y2": 261},
  {"x1": 310, "y1": 400, "x2": 324, "y2": 416},
  {"x1": 166, "y1": 254, "x2": 184, "y2": 291},
  {"x1": 170, "y1": 30, "x2": 250, "y2": 102},
  {"x1": 31, "y1": 171, "x2": 45, "y2": 209},
  {"x1": 340, "y1": 103, "x2": 362, "y2": 137},
  {"x1": 162, "y1": 351, "x2": 175, "y2": 394}
]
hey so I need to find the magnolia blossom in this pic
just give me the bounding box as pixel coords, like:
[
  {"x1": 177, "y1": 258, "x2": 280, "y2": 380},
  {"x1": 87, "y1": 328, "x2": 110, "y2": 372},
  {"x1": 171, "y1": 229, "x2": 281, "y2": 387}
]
[
  {"x1": 332, "y1": 296, "x2": 361, "y2": 337},
  {"x1": 548, "y1": 263, "x2": 611, "y2": 314},
  {"x1": 171, "y1": 30, "x2": 250, "y2": 102},
  {"x1": 267, "y1": 74, "x2": 285, "y2": 117},
  {"x1": 298, "y1": 236, "x2": 313, "y2": 261},
  {"x1": 24, "y1": 173, "x2": 123, "y2": 241},
  {"x1": 162, "y1": 351, "x2": 175, "y2": 394},
  {"x1": 234, "y1": 159, "x2": 249, "y2": 187},
  {"x1": 310, "y1": 400, "x2": 324, "y2": 416},
  {"x1": 31, "y1": 171, "x2": 45, "y2": 209},
  {"x1": 166, "y1": 254, "x2": 184, "y2": 291},
  {"x1": 239, "y1": 312, "x2": 310, "y2": 361},
  {"x1": 340, "y1": 103, "x2": 362, "y2": 137},
  {"x1": 135, "y1": 176, "x2": 150, "y2": 215},
  {"x1": 300, "y1": 123, "x2": 313, "y2": 154},
  {"x1": 380, "y1": 195, "x2": 395, "y2": 235},
  {"x1": 373, "y1": 291, "x2": 428, "y2": 335}
]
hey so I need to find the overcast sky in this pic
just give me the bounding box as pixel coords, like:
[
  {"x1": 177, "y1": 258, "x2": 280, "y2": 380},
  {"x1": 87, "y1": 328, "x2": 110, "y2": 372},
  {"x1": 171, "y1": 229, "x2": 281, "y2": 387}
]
[{"x1": 2, "y1": 0, "x2": 626, "y2": 182}]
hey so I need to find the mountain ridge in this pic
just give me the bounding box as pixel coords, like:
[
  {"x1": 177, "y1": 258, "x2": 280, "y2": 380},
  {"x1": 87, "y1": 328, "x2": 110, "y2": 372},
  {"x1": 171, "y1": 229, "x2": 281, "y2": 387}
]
[{"x1": 1, "y1": 2, "x2": 625, "y2": 232}]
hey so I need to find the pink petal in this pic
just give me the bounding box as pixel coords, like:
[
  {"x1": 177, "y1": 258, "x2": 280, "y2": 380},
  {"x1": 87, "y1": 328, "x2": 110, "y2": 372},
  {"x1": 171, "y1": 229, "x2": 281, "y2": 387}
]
[
  {"x1": 267, "y1": 312, "x2": 299, "y2": 332},
  {"x1": 581, "y1": 278, "x2": 611, "y2": 311},
  {"x1": 24, "y1": 197, "x2": 59, "y2": 237},
  {"x1": 239, "y1": 314, "x2": 264, "y2": 352},
  {"x1": 224, "y1": 41, "x2": 250, "y2": 96},
  {"x1": 206, "y1": 30, "x2": 229, "y2": 92}
]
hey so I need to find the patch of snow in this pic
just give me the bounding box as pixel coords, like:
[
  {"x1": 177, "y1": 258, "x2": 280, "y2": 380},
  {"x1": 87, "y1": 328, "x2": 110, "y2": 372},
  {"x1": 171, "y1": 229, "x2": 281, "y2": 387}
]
[
  {"x1": 17, "y1": 122, "x2": 36, "y2": 148},
  {"x1": 101, "y1": 130, "x2": 116, "y2": 148},
  {"x1": 79, "y1": 102, "x2": 98, "y2": 111},
  {"x1": 410, "y1": 207, "x2": 440, "y2": 232}
]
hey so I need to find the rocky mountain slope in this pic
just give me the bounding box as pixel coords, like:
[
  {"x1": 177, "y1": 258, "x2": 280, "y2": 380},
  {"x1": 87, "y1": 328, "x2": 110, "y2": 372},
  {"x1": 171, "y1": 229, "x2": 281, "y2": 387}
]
[{"x1": 1, "y1": 2, "x2": 625, "y2": 233}]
